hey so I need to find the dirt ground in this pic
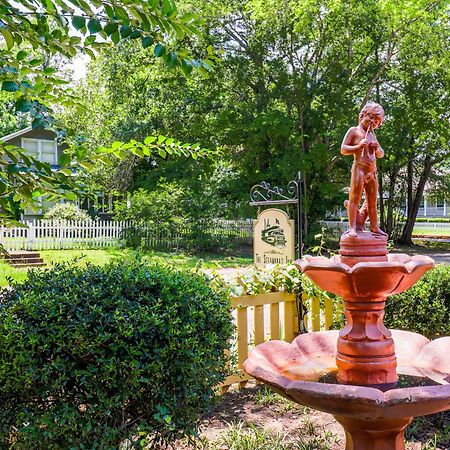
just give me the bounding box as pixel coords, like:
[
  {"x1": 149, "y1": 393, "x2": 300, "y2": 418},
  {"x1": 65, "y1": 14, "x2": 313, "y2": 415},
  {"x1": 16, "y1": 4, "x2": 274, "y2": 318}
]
[{"x1": 178, "y1": 384, "x2": 450, "y2": 449}]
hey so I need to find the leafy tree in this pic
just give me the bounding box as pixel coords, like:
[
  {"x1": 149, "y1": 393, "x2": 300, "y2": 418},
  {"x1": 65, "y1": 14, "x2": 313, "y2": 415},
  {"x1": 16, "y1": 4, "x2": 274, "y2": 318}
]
[
  {"x1": 375, "y1": 3, "x2": 450, "y2": 243},
  {"x1": 44, "y1": 202, "x2": 92, "y2": 221},
  {"x1": 65, "y1": 0, "x2": 449, "y2": 241},
  {"x1": 0, "y1": 0, "x2": 210, "y2": 221}
]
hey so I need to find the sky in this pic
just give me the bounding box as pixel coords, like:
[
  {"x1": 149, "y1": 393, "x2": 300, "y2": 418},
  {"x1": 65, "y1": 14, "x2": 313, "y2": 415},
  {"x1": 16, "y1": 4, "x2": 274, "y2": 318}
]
[{"x1": 68, "y1": 54, "x2": 90, "y2": 80}]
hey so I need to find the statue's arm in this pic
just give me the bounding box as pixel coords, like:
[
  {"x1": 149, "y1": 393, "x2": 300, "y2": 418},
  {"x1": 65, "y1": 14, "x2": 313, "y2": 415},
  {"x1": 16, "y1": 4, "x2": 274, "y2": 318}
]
[
  {"x1": 341, "y1": 128, "x2": 360, "y2": 155},
  {"x1": 375, "y1": 143, "x2": 384, "y2": 158}
]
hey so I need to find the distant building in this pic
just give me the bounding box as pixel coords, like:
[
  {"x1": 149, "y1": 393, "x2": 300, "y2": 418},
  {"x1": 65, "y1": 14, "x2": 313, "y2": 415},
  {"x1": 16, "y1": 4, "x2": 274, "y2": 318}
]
[
  {"x1": 411, "y1": 196, "x2": 448, "y2": 218},
  {"x1": 0, "y1": 127, "x2": 116, "y2": 219},
  {"x1": 1, "y1": 126, "x2": 64, "y2": 167},
  {"x1": 331, "y1": 192, "x2": 449, "y2": 220}
]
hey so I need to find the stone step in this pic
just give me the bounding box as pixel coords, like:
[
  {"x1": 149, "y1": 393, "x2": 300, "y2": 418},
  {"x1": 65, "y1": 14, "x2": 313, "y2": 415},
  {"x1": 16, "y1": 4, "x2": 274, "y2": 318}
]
[
  {"x1": 9, "y1": 258, "x2": 44, "y2": 265},
  {"x1": 11, "y1": 262, "x2": 46, "y2": 268},
  {"x1": 3, "y1": 250, "x2": 46, "y2": 268},
  {"x1": 5, "y1": 252, "x2": 41, "y2": 259}
]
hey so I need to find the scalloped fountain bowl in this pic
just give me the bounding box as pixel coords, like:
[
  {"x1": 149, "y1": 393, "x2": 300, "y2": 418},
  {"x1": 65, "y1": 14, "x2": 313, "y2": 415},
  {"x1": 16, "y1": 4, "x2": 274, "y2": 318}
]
[
  {"x1": 243, "y1": 330, "x2": 450, "y2": 450},
  {"x1": 243, "y1": 251, "x2": 450, "y2": 449},
  {"x1": 297, "y1": 253, "x2": 435, "y2": 300}
]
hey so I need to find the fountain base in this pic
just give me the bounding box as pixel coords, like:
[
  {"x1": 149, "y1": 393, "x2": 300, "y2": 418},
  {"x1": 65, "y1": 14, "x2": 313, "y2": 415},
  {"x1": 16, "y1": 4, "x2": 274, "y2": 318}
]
[
  {"x1": 243, "y1": 330, "x2": 450, "y2": 450},
  {"x1": 336, "y1": 416, "x2": 412, "y2": 450}
]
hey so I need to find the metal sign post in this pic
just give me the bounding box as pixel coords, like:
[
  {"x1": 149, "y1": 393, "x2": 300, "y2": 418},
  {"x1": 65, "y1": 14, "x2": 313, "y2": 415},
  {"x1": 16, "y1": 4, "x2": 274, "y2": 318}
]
[
  {"x1": 249, "y1": 171, "x2": 303, "y2": 259},
  {"x1": 249, "y1": 172, "x2": 307, "y2": 333}
]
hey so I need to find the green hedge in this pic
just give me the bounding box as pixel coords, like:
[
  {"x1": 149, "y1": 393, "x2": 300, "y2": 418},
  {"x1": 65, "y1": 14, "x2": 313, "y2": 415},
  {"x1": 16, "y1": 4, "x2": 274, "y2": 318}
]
[
  {"x1": 415, "y1": 217, "x2": 450, "y2": 223},
  {"x1": 0, "y1": 262, "x2": 232, "y2": 448},
  {"x1": 385, "y1": 264, "x2": 450, "y2": 338}
]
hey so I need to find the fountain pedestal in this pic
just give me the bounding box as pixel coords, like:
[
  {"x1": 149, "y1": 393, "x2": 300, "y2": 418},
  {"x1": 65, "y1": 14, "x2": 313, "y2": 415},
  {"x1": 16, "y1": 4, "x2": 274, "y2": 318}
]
[
  {"x1": 336, "y1": 416, "x2": 412, "y2": 450},
  {"x1": 337, "y1": 296, "x2": 397, "y2": 386},
  {"x1": 337, "y1": 231, "x2": 397, "y2": 386}
]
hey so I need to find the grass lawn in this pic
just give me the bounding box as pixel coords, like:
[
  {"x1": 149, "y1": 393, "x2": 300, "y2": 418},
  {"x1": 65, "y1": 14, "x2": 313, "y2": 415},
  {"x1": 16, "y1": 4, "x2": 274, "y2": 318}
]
[
  {"x1": 413, "y1": 227, "x2": 450, "y2": 237},
  {"x1": 0, "y1": 248, "x2": 253, "y2": 287}
]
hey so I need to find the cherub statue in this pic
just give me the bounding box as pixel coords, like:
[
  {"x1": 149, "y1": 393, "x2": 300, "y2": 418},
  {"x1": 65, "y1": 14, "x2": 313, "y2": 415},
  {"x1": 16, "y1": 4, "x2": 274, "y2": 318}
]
[{"x1": 341, "y1": 102, "x2": 387, "y2": 238}]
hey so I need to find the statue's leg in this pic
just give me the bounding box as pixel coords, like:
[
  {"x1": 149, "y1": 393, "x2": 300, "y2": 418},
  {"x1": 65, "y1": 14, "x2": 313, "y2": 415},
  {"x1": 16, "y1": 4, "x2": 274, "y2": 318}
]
[
  {"x1": 365, "y1": 175, "x2": 386, "y2": 235},
  {"x1": 347, "y1": 166, "x2": 365, "y2": 237}
]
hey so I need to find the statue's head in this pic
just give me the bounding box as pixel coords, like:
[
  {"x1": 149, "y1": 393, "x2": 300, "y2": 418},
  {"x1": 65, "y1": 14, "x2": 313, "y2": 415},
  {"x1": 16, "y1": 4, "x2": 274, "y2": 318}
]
[{"x1": 359, "y1": 102, "x2": 385, "y2": 130}]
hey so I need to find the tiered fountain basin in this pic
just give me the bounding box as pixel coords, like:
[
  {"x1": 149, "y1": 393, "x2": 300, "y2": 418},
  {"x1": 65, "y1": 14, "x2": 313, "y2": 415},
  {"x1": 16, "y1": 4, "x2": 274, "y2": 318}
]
[
  {"x1": 243, "y1": 330, "x2": 450, "y2": 449},
  {"x1": 243, "y1": 251, "x2": 450, "y2": 449}
]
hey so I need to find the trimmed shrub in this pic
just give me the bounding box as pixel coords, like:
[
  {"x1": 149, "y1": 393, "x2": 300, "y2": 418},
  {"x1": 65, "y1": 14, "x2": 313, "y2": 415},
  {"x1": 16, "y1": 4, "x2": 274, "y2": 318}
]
[
  {"x1": 385, "y1": 264, "x2": 450, "y2": 338},
  {"x1": 44, "y1": 202, "x2": 92, "y2": 221},
  {"x1": 0, "y1": 261, "x2": 232, "y2": 448},
  {"x1": 415, "y1": 217, "x2": 450, "y2": 223}
]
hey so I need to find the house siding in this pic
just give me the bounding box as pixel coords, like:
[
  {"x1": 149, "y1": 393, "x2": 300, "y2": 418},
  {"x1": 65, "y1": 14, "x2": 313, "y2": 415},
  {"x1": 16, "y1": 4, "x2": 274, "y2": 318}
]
[{"x1": 4, "y1": 128, "x2": 66, "y2": 161}]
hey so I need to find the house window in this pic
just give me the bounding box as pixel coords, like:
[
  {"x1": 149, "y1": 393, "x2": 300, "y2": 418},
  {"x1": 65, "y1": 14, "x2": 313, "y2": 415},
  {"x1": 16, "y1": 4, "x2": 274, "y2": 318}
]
[{"x1": 21, "y1": 138, "x2": 57, "y2": 165}]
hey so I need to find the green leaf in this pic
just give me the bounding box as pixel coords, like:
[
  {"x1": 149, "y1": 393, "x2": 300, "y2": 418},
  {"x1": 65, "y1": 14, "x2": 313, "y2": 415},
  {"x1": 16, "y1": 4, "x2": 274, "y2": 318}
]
[
  {"x1": 72, "y1": 15, "x2": 86, "y2": 30},
  {"x1": 129, "y1": 29, "x2": 141, "y2": 39},
  {"x1": 165, "y1": 51, "x2": 177, "y2": 68},
  {"x1": 85, "y1": 35, "x2": 96, "y2": 45},
  {"x1": 32, "y1": 117, "x2": 46, "y2": 128},
  {"x1": 142, "y1": 36, "x2": 153, "y2": 48},
  {"x1": 104, "y1": 4, "x2": 115, "y2": 19},
  {"x1": 111, "y1": 31, "x2": 120, "y2": 45},
  {"x1": 113, "y1": 5, "x2": 129, "y2": 22},
  {"x1": 14, "y1": 98, "x2": 32, "y2": 112},
  {"x1": 58, "y1": 153, "x2": 72, "y2": 167},
  {"x1": 119, "y1": 25, "x2": 131, "y2": 38},
  {"x1": 0, "y1": 29, "x2": 14, "y2": 50},
  {"x1": 80, "y1": 161, "x2": 94, "y2": 171},
  {"x1": 29, "y1": 58, "x2": 42, "y2": 66},
  {"x1": 154, "y1": 44, "x2": 166, "y2": 57},
  {"x1": 144, "y1": 136, "x2": 157, "y2": 145},
  {"x1": 103, "y1": 22, "x2": 118, "y2": 36},
  {"x1": 84, "y1": 47, "x2": 96, "y2": 59},
  {"x1": 3, "y1": 66, "x2": 18, "y2": 74},
  {"x1": 162, "y1": 0, "x2": 177, "y2": 18},
  {"x1": 16, "y1": 50, "x2": 27, "y2": 61},
  {"x1": 2, "y1": 81, "x2": 19, "y2": 92},
  {"x1": 20, "y1": 81, "x2": 32, "y2": 90},
  {"x1": 87, "y1": 18, "x2": 102, "y2": 34},
  {"x1": 43, "y1": 67, "x2": 56, "y2": 75},
  {"x1": 180, "y1": 59, "x2": 193, "y2": 75},
  {"x1": 69, "y1": 36, "x2": 82, "y2": 45}
]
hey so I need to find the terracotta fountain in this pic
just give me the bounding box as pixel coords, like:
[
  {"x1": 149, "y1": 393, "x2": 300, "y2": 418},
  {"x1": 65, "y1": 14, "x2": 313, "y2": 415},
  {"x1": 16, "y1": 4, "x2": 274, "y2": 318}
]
[{"x1": 244, "y1": 102, "x2": 450, "y2": 450}]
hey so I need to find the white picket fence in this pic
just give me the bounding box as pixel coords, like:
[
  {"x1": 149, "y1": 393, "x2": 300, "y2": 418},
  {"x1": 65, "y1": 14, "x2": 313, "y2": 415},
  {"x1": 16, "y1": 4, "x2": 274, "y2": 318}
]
[
  {"x1": 322, "y1": 220, "x2": 450, "y2": 235},
  {"x1": 0, "y1": 219, "x2": 254, "y2": 251},
  {"x1": 0, "y1": 220, "x2": 133, "y2": 251}
]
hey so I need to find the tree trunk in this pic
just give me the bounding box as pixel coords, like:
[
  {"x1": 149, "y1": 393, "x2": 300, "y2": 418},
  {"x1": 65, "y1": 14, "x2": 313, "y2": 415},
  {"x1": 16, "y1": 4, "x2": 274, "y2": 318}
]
[
  {"x1": 386, "y1": 166, "x2": 398, "y2": 236},
  {"x1": 407, "y1": 154, "x2": 414, "y2": 217},
  {"x1": 398, "y1": 155, "x2": 432, "y2": 245}
]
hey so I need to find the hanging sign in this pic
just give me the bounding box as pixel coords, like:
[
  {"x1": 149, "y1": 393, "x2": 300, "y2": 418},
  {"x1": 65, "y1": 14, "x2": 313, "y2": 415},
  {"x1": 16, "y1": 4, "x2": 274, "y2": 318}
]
[{"x1": 253, "y1": 208, "x2": 295, "y2": 269}]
